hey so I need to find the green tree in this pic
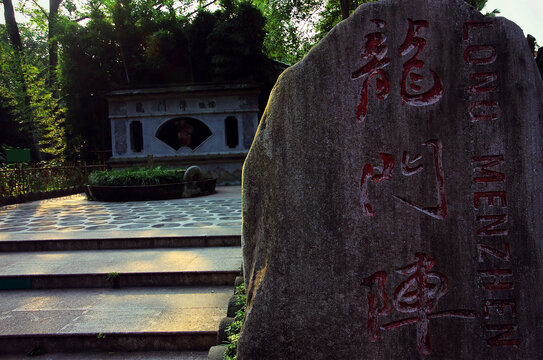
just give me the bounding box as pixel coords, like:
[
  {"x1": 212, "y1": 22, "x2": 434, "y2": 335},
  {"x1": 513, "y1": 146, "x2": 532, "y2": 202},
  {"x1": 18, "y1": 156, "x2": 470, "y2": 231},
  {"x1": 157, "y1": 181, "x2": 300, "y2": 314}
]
[
  {"x1": 48, "y1": 0, "x2": 63, "y2": 88},
  {"x1": 313, "y1": 0, "x2": 377, "y2": 44},
  {"x1": 57, "y1": 3, "x2": 118, "y2": 161},
  {"x1": 253, "y1": 0, "x2": 497, "y2": 65},
  {"x1": 465, "y1": 0, "x2": 486, "y2": 11},
  {"x1": 206, "y1": 1, "x2": 267, "y2": 81},
  {"x1": 1, "y1": 1, "x2": 44, "y2": 160},
  {"x1": 252, "y1": 0, "x2": 322, "y2": 64},
  {"x1": 54, "y1": 0, "x2": 271, "y2": 161},
  {"x1": 0, "y1": 37, "x2": 33, "y2": 158},
  {"x1": 188, "y1": 10, "x2": 218, "y2": 82}
]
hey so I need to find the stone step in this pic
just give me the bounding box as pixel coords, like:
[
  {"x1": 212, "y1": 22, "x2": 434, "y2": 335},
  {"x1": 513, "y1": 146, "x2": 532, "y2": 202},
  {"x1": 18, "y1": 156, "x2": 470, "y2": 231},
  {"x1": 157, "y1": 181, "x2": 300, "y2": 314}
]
[
  {"x1": 0, "y1": 234, "x2": 241, "y2": 252},
  {"x1": 0, "y1": 286, "x2": 231, "y2": 354},
  {"x1": 0, "y1": 271, "x2": 239, "y2": 290},
  {"x1": 0, "y1": 351, "x2": 208, "y2": 360},
  {"x1": 0, "y1": 247, "x2": 241, "y2": 289}
]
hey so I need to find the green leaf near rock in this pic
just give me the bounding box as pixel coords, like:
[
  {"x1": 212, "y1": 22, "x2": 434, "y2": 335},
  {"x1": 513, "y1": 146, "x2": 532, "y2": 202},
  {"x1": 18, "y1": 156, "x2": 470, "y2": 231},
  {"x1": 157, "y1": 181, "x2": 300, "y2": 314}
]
[{"x1": 224, "y1": 283, "x2": 246, "y2": 360}]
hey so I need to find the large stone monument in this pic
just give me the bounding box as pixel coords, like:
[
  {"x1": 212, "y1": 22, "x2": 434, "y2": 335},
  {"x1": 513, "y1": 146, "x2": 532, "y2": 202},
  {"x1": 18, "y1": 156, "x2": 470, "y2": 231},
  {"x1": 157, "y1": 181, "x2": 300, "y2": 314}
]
[{"x1": 240, "y1": 0, "x2": 543, "y2": 358}]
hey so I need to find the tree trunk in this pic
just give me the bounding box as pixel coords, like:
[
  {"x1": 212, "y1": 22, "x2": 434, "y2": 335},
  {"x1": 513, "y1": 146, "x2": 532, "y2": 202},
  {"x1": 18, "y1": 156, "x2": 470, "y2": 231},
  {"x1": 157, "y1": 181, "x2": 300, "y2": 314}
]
[
  {"x1": 48, "y1": 0, "x2": 62, "y2": 89},
  {"x1": 339, "y1": 0, "x2": 350, "y2": 20},
  {"x1": 3, "y1": 0, "x2": 23, "y2": 52}
]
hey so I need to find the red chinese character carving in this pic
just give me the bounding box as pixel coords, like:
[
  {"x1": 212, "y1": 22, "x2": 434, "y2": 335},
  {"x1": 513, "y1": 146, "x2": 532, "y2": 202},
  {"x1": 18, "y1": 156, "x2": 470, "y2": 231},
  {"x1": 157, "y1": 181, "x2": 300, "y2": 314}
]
[
  {"x1": 351, "y1": 19, "x2": 390, "y2": 123},
  {"x1": 390, "y1": 253, "x2": 449, "y2": 355},
  {"x1": 362, "y1": 271, "x2": 392, "y2": 342},
  {"x1": 394, "y1": 140, "x2": 447, "y2": 219},
  {"x1": 399, "y1": 19, "x2": 444, "y2": 106},
  {"x1": 360, "y1": 153, "x2": 395, "y2": 217},
  {"x1": 361, "y1": 140, "x2": 447, "y2": 219},
  {"x1": 364, "y1": 253, "x2": 478, "y2": 356},
  {"x1": 401, "y1": 151, "x2": 424, "y2": 176}
]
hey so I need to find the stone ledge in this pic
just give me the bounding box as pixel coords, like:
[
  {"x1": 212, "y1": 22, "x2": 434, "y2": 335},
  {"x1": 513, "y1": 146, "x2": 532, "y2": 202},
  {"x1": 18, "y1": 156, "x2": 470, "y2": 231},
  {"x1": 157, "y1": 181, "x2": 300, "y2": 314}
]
[
  {"x1": 85, "y1": 179, "x2": 216, "y2": 202},
  {"x1": 0, "y1": 186, "x2": 82, "y2": 207},
  {"x1": 0, "y1": 332, "x2": 217, "y2": 354}
]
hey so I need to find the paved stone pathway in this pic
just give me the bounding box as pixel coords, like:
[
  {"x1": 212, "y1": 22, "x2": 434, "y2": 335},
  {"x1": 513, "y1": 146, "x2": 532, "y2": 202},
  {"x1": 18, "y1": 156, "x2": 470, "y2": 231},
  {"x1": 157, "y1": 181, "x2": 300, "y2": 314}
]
[
  {"x1": 0, "y1": 186, "x2": 242, "y2": 358},
  {"x1": 0, "y1": 187, "x2": 241, "y2": 234}
]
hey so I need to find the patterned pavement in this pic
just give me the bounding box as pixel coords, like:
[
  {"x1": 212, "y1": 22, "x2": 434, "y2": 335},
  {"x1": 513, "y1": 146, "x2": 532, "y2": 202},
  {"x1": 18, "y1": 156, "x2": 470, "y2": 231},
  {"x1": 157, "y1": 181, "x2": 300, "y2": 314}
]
[{"x1": 0, "y1": 187, "x2": 241, "y2": 235}]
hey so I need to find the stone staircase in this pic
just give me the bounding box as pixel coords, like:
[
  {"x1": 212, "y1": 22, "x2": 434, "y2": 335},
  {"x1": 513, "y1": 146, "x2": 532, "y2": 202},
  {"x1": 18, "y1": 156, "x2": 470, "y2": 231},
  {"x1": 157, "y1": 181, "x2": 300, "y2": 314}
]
[{"x1": 0, "y1": 234, "x2": 241, "y2": 358}]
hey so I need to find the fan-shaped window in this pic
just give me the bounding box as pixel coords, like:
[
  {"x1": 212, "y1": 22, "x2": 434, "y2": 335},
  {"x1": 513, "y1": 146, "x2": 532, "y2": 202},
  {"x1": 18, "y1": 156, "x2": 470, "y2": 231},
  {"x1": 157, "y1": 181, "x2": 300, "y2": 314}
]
[{"x1": 155, "y1": 117, "x2": 212, "y2": 150}]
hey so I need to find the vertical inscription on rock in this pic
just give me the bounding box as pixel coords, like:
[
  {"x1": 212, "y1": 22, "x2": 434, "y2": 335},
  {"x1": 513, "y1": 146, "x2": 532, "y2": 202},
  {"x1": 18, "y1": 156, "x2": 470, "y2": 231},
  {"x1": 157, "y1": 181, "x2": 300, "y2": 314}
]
[
  {"x1": 464, "y1": 20, "x2": 520, "y2": 348},
  {"x1": 464, "y1": 21, "x2": 501, "y2": 122}
]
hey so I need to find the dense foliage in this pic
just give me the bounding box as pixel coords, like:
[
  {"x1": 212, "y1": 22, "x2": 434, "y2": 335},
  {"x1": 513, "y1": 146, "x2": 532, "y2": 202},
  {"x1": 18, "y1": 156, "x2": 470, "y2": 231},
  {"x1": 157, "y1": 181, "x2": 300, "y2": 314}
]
[
  {"x1": 251, "y1": 0, "x2": 496, "y2": 64},
  {"x1": 87, "y1": 166, "x2": 186, "y2": 186},
  {"x1": 224, "y1": 283, "x2": 246, "y2": 360},
  {"x1": 0, "y1": 22, "x2": 64, "y2": 161},
  {"x1": 56, "y1": 0, "x2": 273, "y2": 163},
  {"x1": 1, "y1": 0, "x2": 273, "y2": 164},
  {"x1": 1, "y1": 0, "x2": 500, "y2": 165}
]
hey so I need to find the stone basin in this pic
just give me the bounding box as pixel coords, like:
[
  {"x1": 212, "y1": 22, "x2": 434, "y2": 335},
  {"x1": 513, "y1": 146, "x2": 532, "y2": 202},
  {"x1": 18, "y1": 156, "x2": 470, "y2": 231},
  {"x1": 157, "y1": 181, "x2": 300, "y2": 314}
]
[{"x1": 84, "y1": 178, "x2": 217, "y2": 202}]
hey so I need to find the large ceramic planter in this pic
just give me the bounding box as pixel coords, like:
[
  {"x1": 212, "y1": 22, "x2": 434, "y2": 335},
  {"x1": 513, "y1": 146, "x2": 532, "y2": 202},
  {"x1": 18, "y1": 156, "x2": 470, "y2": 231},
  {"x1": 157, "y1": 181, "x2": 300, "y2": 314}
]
[{"x1": 85, "y1": 178, "x2": 217, "y2": 202}]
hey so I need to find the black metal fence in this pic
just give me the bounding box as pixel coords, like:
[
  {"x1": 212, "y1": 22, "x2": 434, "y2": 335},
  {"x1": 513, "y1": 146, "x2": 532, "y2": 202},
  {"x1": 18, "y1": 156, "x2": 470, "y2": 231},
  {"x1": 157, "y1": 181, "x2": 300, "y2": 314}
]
[{"x1": 0, "y1": 163, "x2": 106, "y2": 199}]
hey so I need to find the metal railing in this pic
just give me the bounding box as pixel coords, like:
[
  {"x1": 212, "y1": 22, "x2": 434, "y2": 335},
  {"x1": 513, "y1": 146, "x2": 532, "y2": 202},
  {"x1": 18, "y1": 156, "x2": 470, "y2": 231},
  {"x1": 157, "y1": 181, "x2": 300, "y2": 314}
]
[{"x1": 0, "y1": 163, "x2": 106, "y2": 198}]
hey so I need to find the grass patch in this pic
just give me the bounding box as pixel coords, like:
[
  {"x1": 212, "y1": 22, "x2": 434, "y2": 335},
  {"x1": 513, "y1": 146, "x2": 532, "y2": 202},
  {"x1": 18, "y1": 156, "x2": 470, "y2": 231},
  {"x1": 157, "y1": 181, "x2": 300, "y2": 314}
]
[
  {"x1": 106, "y1": 272, "x2": 120, "y2": 281},
  {"x1": 88, "y1": 167, "x2": 185, "y2": 186},
  {"x1": 224, "y1": 283, "x2": 246, "y2": 360}
]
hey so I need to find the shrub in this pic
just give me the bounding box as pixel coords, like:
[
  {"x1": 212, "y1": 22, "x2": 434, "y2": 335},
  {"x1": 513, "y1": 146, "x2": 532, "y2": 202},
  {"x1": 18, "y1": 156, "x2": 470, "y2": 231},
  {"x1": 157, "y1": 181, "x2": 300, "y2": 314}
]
[
  {"x1": 224, "y1": 283, "x2": 246, "y2": 360},
  {"x1": 87, "y1": 167, "x2": 185, "y2": 186}
]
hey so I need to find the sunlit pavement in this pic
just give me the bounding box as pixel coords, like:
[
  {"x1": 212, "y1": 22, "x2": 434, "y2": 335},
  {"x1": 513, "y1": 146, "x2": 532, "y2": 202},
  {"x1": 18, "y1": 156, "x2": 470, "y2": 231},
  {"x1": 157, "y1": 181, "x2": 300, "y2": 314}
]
[
  {"x1": 0, "y1": 186, "x2": 242, "y2": 241},
  {"x1": 0, "y1": 186, "x2": 242, "y2": 358}
]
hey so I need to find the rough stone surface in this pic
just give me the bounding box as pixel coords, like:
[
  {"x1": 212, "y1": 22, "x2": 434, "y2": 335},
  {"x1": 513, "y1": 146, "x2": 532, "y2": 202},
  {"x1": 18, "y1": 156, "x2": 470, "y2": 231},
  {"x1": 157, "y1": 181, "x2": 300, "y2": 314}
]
[
  {"x1": 240, "y1": 0, "x2": 543, "y2": 359},
  {"x1": 0, "y1": 351, "x2": 208, "y2": 360},
  {"x1": 227, "y1": 294, "x2": 242, "y2": 317},
  {"x1": 113, "y1": 121, "x2": 127, "y2": 155},
  {"x1": 207, "y1": 345, "x2": 227, "y2": 360},
  {"x1": 216, "y1": 317, "x2": 234, "y2": 344},
  {"x1": 184, "y1": 166, "x2": 204, "y2": 182},
  {"x1": 537, "y1": 47, "x2": 543, "y2": 80},
  {"x1": 242, "y1": 114, "x2": 256, "y2": 149}
]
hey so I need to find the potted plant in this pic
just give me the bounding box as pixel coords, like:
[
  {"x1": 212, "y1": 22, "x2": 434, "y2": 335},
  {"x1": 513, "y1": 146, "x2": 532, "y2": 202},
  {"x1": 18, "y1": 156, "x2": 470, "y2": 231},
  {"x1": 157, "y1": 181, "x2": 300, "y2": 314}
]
[{"x1": 85, "y1": 166, "x2": 216, "y2": 201}]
